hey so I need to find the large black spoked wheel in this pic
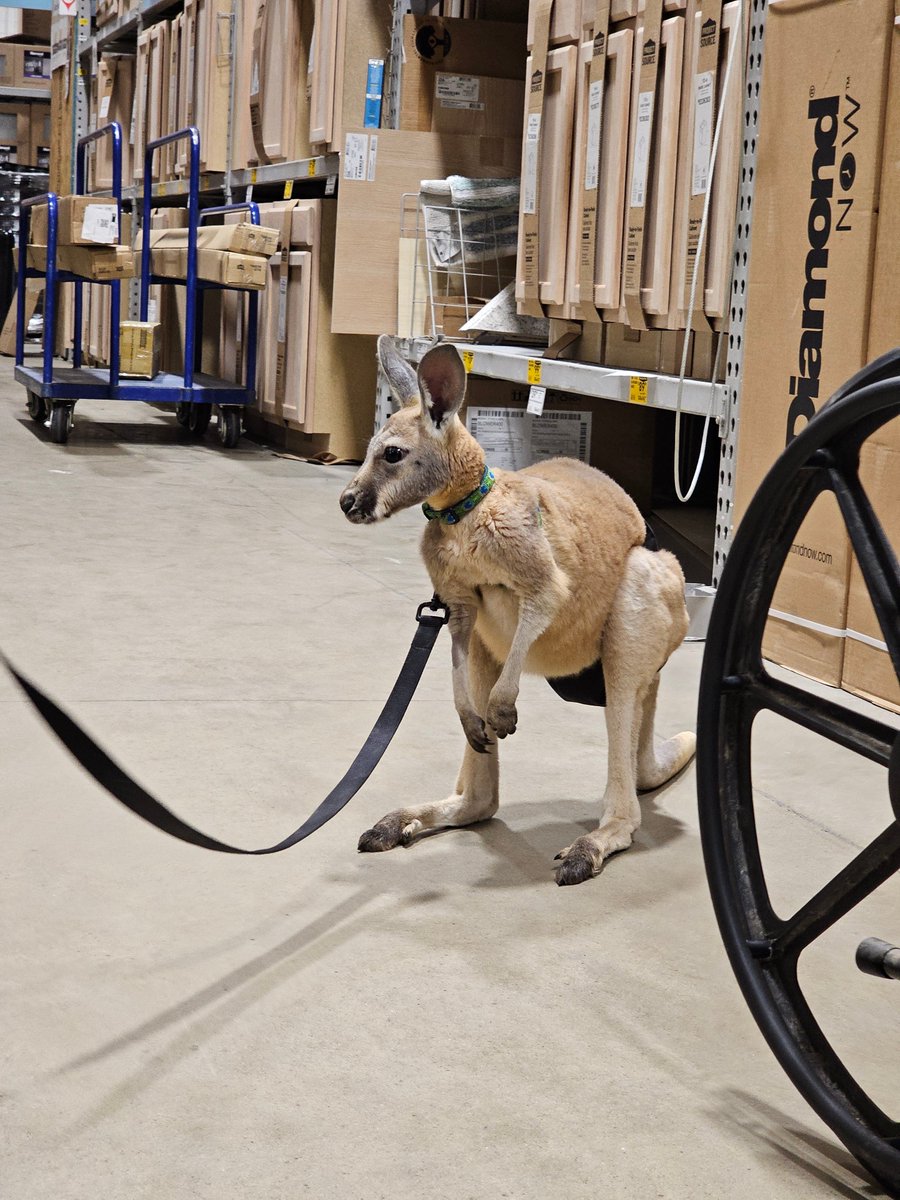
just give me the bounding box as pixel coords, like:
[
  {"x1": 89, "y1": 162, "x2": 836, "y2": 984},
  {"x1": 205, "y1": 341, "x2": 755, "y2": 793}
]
[
  {"x1": 698, "y1": 351, "x2": 900, "y2": 1196},
  {"x1": 48, "y1": 402, "x2": 73, "y2": 445},
  {"x1": 216, "y1": 406, "x2": 241, "y2": 449},
  {"x1": 26, "y1": 393, "x2": 47, "y2": 425}
]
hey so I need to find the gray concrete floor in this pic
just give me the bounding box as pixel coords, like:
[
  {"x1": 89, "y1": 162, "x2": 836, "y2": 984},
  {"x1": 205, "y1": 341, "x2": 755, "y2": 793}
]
[{"x1": 1, "y1": 354, "x2": 898, "y2": 1200}]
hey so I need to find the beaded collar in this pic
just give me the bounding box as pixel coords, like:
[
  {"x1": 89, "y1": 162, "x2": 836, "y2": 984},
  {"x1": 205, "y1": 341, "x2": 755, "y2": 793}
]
[{"x1": 422, "y1": 465, "x2": 496, "y2": 525}]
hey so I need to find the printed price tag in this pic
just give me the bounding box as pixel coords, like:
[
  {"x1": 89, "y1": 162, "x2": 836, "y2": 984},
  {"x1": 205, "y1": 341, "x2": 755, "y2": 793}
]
[
  {"x1": 527, "y1": 386, "x2": 546, "y2": 416},
  {"x1": 325, "y1": 174, "x2": 337, "y2": 196},
  {"x1": 308, "y1": 159, "x2": 317, "y2": 178},
  {"x1": 283, "y1": 180, "x2": 294, "y2": 199},
  {"x1": 527, "y1": 358, "x2": 542, "y2": 385},
  {"x1": 629, "y1": 375, "x2": 649, "y2": 405},
  {"x1": 343, "y1": 133, "x2": 368, "y2": 181},
  {"x1": 461, "y1": 349, "x2": 474, "y2": 373}
]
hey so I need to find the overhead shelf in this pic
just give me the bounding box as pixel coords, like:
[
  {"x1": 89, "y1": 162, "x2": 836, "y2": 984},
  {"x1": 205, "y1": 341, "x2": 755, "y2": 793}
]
[
  {"x1": 80, "y1": 9, "x2": 141, "y2": 56},
  {"x1": 397, "y1": 339, "x2": 726, "y2": 422},
  {"x1": 0, "y1": 88, "x2": 51, "y2": 102}
]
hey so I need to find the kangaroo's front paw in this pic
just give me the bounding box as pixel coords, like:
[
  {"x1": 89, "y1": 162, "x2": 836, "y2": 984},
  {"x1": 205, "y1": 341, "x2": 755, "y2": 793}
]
[
  {"x1": 459, "y1": 708, "x2": 493, "y2": 755},
  {"x1": 358, "y1": 812, "x2": 407, "y2": 853},
  {"x1": 486, "y1": 694, "x2": 518, "y2": 738}
]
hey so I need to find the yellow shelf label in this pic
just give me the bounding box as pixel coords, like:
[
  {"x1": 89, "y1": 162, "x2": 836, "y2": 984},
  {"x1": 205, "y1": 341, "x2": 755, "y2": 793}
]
[
  {"x1": 527, "y1": 359, "x2": 542, "y2": 385},
  {"x1": 461, "y1": 350, "x2": 474, "y2": 373},
  {"x1": 283, "y1": 180, "x2": 294, "y2": 199},
  {"x1": 629, "y1": 375, "x2": 649, "y2": 404},
  {"x1": 250, "y1": 168, "x2": 257, "y2": 185},
  {"x1": 308, "y1": 159, "x2": 317, "y2": 178}
]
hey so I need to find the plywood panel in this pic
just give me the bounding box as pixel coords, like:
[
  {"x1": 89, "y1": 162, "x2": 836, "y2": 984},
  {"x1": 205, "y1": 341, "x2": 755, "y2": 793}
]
[
  {"x1": 641, "y1": 15, "x2": 685, "y2": 315},
  {"x1": 704, "y1": 0, "x2": 743, "y2": 325},
  {"x1": 592, "y1": 28, "x2": 633, "y2": 310}
]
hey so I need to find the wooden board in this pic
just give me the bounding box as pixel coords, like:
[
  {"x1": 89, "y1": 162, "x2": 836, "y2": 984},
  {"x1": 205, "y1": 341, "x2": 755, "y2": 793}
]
[
  {"x1": 310, "y1": 0, "x2": 339, "y2": 145},
  {"x1": 526, "y1": 0, "x2": 582, "y2": 47},
  {"x1": 332, "y1": 128, "x2": 520, "y2": 336}
]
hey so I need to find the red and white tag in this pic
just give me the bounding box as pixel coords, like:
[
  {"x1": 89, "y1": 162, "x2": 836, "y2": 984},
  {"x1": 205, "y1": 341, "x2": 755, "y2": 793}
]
[{"x1": 58, "y1": 0, "x2": 77, "y2": 15}]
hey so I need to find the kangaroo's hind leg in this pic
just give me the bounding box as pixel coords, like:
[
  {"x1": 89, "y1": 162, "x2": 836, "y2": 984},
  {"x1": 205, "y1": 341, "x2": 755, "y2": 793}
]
[
  {"x1": 554, "y1": 547, "x2": 696, "y2": 886},
  {"x1": 358, "y1": 631, "x2": 502, "y2": 852}
]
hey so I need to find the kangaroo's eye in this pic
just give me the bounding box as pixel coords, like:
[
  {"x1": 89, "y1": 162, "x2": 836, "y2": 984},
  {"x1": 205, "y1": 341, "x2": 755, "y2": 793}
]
[{"x1": 384, "y1": 445, "x2": 407, "y2": 464}]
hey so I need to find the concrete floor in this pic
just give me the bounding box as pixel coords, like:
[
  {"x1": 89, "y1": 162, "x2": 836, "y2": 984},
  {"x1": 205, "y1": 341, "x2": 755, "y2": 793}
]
[{"x1": 1, "y1": 354, "x2": 898, "y2": 1200}]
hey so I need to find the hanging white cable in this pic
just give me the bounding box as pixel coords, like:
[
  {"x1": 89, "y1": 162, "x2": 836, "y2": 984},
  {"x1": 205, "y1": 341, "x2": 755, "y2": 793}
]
[{"x1": 673, "y1": 0, "x2": 746, "y2": 502}]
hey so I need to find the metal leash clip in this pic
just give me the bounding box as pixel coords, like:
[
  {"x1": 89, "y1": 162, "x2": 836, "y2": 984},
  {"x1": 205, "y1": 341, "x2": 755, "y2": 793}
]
[{"x1": 416, "y1": 595, "x2": 450, "y2": 626}]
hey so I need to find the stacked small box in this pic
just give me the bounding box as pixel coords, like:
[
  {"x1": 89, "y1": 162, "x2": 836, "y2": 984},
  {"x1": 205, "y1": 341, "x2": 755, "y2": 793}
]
[
  {"x1": 29, "y1": 196, "x2": 137, "y2": 281},
  {"x1": 144, "y1": 222, "x2": 280, "y2": 289}
]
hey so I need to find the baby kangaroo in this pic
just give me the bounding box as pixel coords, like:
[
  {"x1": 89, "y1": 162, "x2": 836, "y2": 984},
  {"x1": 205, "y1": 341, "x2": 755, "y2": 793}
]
[{"x1": 339, "y1": 338, "x2": 695, "y2": 884}]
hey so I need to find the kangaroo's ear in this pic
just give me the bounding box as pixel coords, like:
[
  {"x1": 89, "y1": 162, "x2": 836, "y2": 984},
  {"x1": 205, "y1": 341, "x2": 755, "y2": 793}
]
[
  {"x1": 377, "y1": 335, "x2": 419, "y2": 407},
  {"x1": 417, "y1": 343, "x2": 467, "y2": 434}
]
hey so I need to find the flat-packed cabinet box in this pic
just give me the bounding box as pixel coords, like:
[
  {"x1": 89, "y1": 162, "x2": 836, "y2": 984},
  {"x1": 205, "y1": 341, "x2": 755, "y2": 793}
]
[
  {"x1": 733, "y1": 0, "x2": 896, "y2": 686},
  {"x1": 515, "y1": 44, "x2": 578, "y2": 312},
  {"x1": 17, "y1": 45, "x2": 52, "y2": 89}
]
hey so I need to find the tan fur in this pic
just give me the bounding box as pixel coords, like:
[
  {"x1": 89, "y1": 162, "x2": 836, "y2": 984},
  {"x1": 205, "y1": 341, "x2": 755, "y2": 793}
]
[{"x1": 340, "y1": 339, "x2": 696, "y2": 885}]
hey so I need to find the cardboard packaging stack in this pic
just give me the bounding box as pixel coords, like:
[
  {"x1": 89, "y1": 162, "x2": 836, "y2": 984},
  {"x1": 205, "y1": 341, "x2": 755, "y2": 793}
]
[
  {"x1": 733, "y1": 0, "x2": 899, "y2": 708},
  {"x1": 143, "y1": 222, "x2": 281, "y2": 290},
  {"x1": 512, "y1": 0, "x2": 743, "y2": 379},
  {"x1": 0, "y1": 9, "x2": 51, "y2": 170},
  {"x1": 28, "y1": 196, "x2": 136, "y2": 280},
  {"x1": 218, "y1": 198, "x2": 377, "y2": 462}
]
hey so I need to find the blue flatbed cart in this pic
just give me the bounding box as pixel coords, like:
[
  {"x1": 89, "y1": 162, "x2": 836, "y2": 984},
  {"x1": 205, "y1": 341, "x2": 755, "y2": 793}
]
[{"x1": 15, "y1": 125, "x2": 260, "y2": 449}]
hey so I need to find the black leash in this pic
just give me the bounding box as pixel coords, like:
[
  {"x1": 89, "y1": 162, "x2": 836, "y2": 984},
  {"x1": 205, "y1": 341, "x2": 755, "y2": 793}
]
[{"x1": 3, "y1": 597, "x2": 450, "y2": 855}]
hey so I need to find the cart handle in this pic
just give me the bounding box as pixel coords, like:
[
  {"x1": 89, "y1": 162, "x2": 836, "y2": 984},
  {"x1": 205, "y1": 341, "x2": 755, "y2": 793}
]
[
  {"x1": 199, "y1": 201, "x2": 262, "y2": 225},
  {"x1": 16, "y1": 192, "x2": 58, "y2": 382},
  {"x1": 74, "y1": 122, "x2": 124, "y2": 381},
  {"x1": 140, "y1": 128, "x2": 201, "y2": 385}
]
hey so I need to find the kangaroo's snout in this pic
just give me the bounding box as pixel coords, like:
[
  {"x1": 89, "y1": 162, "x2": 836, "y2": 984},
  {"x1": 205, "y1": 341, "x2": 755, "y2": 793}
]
[
  {"x1": 339, "y1": 489, "x2": 356, "y2": 515},
  {"x1": 339, "y1": 482, "x2": 376, "y2": 524}
]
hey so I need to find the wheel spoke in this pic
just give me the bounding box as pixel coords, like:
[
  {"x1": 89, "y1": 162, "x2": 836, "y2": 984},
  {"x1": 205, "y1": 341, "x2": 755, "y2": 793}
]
[
  {"x1": 748, "y1": 674, "x2": 897, "y2": 768},
  {"x1": 773, "y1": 820, "x2": 900, "y2": 959},
  {"x1": 829, "y1": 461, "x2": 900, "y2": 677}
]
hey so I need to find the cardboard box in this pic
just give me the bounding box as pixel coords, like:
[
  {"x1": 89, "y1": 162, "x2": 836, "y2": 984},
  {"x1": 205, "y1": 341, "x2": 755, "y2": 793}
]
[
  {"x1": 461, "y1": 373, "x2": 658, "y2": 510},
  {"x1": 400, "y1": 17, "x2": 527, "y2": 131},
  {"x1": 27, "y1": 244, "x2": 138, "y2": 280},
  {"x1": 430, "y1": 72, "x2": 525, "y2": 139},
  {"x1": 841, "y1": 8, "x2": 900, "y2": 712},
  {"x1": 0, "y1": 43, "x2": 16, "y2": 87},
  {"x1": 0, "y1": 103, "x2": 29, "y2": 165},
  {"x1": 31, "y1": 196, "x2": 122, "y2": 247},
  {"x1": 733, "y1": 0, "x2": 896, "y2": 686},
  {"x1": 150, "y1": 246, "x2": 269, "y2": 289},
  {"x1": 17, "y1": 44, "x2": 52, "y2": 89},
  {"x1": 120, "y1": 321, "x2": 162, "y2": 378},
  {"x1": 141, "y1": 223, "x2": 281, "y2": 258}
]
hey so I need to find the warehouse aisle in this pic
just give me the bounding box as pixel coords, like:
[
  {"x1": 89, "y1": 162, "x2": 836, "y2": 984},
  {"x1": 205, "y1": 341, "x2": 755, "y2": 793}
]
[{"x1": 1, "y1": 359, "x2": 897, "y2": 1200}]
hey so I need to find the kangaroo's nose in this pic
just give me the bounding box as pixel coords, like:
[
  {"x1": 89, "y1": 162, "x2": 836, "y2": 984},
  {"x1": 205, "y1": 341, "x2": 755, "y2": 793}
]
[{"x1": 339, "y1": 489, "x2": 356, "y2": 515}]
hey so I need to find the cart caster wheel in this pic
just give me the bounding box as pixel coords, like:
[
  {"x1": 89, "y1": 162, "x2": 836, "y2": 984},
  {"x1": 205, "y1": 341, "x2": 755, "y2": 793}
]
[
  {"x1": 27, "y1": 393, "x2": 47, "y2": 424},
  {"x1": 175, "y1": 402, "x2": 191, "y2": 428},
  {"x1": 698, "y1": 351, "x2": 900, "y2": 1198},
  {"x1": 217, "y1": 407, "x2": 241, "y2": 449},
  {"x1": 186, "y1": 402, "x2": 212, "y2": 437},
  {"x1": 49, "y1": 404, "x2": 73, "y2": 445}
]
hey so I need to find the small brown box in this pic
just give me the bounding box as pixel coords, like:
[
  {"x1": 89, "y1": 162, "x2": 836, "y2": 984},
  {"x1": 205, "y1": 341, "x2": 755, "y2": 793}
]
[
  {"x1": 17, "y1": 45, "x2": 52, "y2": 89},
  {"x1": 31, "y1": 196, "x2": 122, "y2": 247},
  {"x1": 120, "y1": 321, "x2": 162, "y2": 378}
]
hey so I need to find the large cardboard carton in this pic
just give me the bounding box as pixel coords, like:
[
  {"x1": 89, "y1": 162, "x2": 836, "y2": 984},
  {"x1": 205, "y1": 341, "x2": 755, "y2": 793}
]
[
  {"x1": 31, "y1": 196, "x2": 122, "y2": 247},
  {"x1": 150, "y1": 246, "x2": 269, "y2": 289},
  {"x1": 733, "y1": 0, "x2": 896, "y2": 686},
  {"x1": 16, "y1": 45, "x2": 52, "y2": 89},
  {"x1": 841, "y1": 7, "x2": 900, "y2": 711},
  {"x1": 400, "y1": 16, "x2": 527, "y2": 131},
  {"x1": 0, "y1": 103, "x2": 29, "y2": 165},
  {"x1": 141, "y1": 223, "x2": 280, "y2": 258}
]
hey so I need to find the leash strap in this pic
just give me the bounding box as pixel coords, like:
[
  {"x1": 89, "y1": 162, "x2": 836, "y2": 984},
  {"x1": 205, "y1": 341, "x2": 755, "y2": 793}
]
[{"x1": 2, "y1": 598, "x2": 449, "y2": 855}]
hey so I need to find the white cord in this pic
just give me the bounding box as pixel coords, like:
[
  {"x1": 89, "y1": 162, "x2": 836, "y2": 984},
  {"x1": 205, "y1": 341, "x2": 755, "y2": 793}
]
[{"x1": 673, "y1": 0, "x2": 746, "y2": 503}]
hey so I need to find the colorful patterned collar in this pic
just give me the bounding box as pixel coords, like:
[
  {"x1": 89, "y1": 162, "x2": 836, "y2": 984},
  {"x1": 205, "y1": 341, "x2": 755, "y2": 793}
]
[{"x1": 422, "y1": 465, "x2": 495, "y2": 525}]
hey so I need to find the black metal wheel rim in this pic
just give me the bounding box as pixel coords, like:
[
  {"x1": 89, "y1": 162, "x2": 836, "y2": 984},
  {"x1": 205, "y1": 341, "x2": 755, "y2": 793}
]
[{"x1": 697, "y1": 351, "x2": 900, "y2": 1194}]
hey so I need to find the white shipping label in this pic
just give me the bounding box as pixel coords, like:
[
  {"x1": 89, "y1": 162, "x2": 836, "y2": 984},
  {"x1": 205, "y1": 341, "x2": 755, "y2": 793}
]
[
  {"x1": 277, "y1": 276, "x2": 288, "y2": 343},
  {"x1": 343, "y1": 133, "x2": 369, "y2": 181},
  {"x1": 435, "y1": 74, "x2": 480, "y2": 105},
  {"x1": 584, "y1": 80, "x2": 603, "y2": 192},
  {"x1": 523, "y1": 112, "x2": 542, "y2": 215},
  {"x1": 629, "y1": 91, "x2": 654, "y2": 209},
  {"x1": 99, "y1": 95, "x2": 111, "y2": 119},
  {"x1": 147, "y1": 299, "x2": 158, "y2": 323},
  {"x1": 367, "y1": 135, "x2": 378, "y2": 182},
  {"x1": 81, "y1": 204, "x2": 119, "y2": 244},
  {"x1": 692, "y1": 71, "x2": 713, "y2": 196},
  {"x1": 527, "y1": 386, "x2": 546, "y2": 416},
  {"x1": 467, "y1": 407, "x2": 592, "y2": 472}
]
